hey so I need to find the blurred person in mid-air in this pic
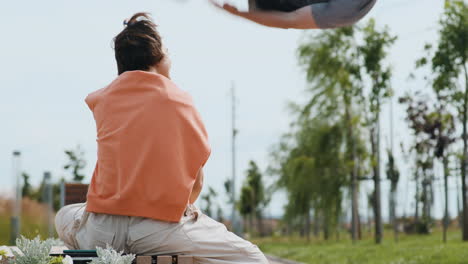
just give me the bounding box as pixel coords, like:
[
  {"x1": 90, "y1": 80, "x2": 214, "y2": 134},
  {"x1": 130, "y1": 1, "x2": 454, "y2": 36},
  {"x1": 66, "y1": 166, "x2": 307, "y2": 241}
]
[{"x1": 210, "y1": 0, "x2": 376, "y2": 29}]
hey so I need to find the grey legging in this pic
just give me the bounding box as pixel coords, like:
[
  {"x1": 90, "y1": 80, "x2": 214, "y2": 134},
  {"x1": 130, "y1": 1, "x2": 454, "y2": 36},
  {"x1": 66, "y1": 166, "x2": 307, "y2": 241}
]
[{"x1": 251, "y1": 0, "x2": 377, "y2": 29}]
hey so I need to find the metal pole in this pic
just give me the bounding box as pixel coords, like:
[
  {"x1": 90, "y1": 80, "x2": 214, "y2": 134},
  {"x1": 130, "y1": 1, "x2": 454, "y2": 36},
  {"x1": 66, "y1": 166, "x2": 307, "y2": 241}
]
[
  {"x1": 43, "y1": 172, "x2": 54, "y2": 238},
  {"x1": 390, "y1": 97, "x2": 399, "y2": 242},
  {"x1": 231, "y1": 83, "x2": 238, "y2": 234},
  {"x1": 60, "y1": 181, "x2": 65, "y2": 209},
  {"x1": 10, "y1": 150, "x2": 21, "y2": 245}
]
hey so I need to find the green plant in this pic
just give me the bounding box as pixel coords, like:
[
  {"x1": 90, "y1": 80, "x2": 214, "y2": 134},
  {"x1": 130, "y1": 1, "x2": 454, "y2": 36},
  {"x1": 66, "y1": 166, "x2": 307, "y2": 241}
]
[
  {"x1": 48, "y1": 256, "x2": 63, "y2": 264},
  {"x1": 89, "y1": 246, "x2": 135, "y2": 264},
  {"x1": 10, "y1": 236, "x2": 63, "y2": 264}
]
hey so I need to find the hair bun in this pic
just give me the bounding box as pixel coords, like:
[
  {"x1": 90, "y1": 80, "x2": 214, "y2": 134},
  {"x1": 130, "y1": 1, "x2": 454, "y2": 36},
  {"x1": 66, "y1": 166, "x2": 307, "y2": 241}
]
[
  {"x1": 123, "y1": 19, "x2": 135, "y2": 27},
  {"x1": 123, "y1": 12, "x2": 152, "y2": 28}
]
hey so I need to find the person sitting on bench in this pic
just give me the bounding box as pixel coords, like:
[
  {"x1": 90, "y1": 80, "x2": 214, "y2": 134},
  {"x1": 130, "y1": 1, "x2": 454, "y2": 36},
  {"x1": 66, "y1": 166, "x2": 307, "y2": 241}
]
[{"x1": 55, "y1": 12, "x2": 269, "y2": 264}]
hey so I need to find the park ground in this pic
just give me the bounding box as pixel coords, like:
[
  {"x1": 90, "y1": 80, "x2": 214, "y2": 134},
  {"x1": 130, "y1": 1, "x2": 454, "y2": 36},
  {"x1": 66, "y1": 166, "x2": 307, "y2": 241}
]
[
  {"x1": 254, "y1": 229, "x2": 468, "y2": 264},
  {"x1": 2, "y1": 199, "x2": 468, "y2": 264}
]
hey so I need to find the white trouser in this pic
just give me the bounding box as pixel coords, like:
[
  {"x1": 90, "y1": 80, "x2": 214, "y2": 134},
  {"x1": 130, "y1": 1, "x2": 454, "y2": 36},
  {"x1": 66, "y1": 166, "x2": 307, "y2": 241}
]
[{"x1": 55, "y1": 203, "x2": 269, "y2": 264}]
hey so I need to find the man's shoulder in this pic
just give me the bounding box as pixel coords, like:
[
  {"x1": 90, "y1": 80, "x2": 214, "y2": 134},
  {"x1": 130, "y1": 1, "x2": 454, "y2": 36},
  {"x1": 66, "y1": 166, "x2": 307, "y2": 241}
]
[{"x1": 157, "y1": 78, "x2": 195, "y2": 108}]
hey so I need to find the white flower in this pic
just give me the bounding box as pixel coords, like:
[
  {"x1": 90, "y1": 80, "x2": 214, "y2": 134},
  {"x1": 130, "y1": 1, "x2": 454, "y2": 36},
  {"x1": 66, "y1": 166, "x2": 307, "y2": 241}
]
[
  {"x1": 0, "y1": 246, "x2": 14, "y2": 260},
  {"x1": 62, "y1": 255, "x2": 74, "y2": 264}
]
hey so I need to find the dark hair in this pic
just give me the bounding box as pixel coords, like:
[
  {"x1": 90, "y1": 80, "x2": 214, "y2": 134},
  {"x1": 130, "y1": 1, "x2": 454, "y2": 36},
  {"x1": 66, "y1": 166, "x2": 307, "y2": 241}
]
[{"x1": 114, "y1": 13, "x2": 164, "y2": 75}]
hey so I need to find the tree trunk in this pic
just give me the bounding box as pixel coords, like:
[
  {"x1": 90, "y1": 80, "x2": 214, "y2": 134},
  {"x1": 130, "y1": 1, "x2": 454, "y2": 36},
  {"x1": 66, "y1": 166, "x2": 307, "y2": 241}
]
[
  {"x1": 443, "y1": 155, "x2": 449, "y2": 243},
  {"x1": 313, "y1": 209, "x2": 320, "y2": 238},
  {"x1": 305, "y1": 208, "x2": 311, "y2": 242},
  {"x1": 390, "y1": 184, "x2": 399, "y2": 242},
  {"x1": 345, "y1": 104, "x2": 359, "y2": 243},
  {"x1": 357, "y1": 207, "x2": 362, "y2": 240},
  {"x1": 249, "y1": 214, "x2": 254, "y2": 235},
  {"x1": 462, "y1": 63, "x2": 468, "y2": 241},
  {"x1": 415, "y1": 169, "x2": 420, "y2": 222},
  {"x1": 371, "y1": 123, "x2": 383, "y2": 244},
  {"x1": 299, "y1": 216, "x2": 305, "y2": 238},
  {"x1": 430, "y1": 175, "x2": 435, "y2": 221},
  {"x1": 336, "y1": 195, "x2": 342, "y2": 241},
  {"x1": 356, "y1": 160, "x2": 363, "y2": 240},
  {"x1": 351, "y1": 170, "x2": 359, "y2": 242},
  {"x1": 456, "y1": 165, "x2": 462, "y2": 228},
  {"x1": 388, "y1": 155, "x2": 398, "y2": 242},
  {"x1": 422, "y1": 169, "x2": 430, "y2": 223},
  {"x1": 256, "y1": 211, "x2": 263, "y2": 237},
  {"x1": 323, "y1": 214, "x2": 330, "y2": 240},
  {"x1": 243, "y1": 216, "x2": 248, "y2": 234}
]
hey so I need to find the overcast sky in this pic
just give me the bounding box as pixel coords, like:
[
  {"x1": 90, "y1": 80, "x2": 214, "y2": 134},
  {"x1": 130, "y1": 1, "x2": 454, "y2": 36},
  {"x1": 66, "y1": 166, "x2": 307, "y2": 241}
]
[{"x1": 0, "y1": 0, "x2": 452, "y2": 220}]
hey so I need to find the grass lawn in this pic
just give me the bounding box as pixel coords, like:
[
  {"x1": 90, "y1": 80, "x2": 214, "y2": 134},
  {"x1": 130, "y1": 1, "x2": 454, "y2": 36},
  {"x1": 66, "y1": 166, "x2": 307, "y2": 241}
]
[
  {"x1": 254, "y1": 230, "x2": 468, "y2": 264},
  {"x1": 0, "y1": 198, "x2": 51, "y2": 245},
  {"x1": 0, "y1": 215, "x2": 51, "y2": 245}
]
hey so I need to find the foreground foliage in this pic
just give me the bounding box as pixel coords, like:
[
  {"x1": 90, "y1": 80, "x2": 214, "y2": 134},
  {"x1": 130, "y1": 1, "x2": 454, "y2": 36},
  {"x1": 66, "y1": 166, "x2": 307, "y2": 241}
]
[
  {"x1": 89, "y1": 246, "x2": 134, "y2": 264},
  {"x1": 10, "y1": 236, "x2": 63, "y2": 264}
]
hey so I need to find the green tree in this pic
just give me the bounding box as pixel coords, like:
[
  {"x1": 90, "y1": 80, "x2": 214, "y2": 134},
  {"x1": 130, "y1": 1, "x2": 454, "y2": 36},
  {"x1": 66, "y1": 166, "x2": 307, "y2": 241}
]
[
  {"x1": 52, "y1": 179, "x2": 64, "y2": 211},
  {"x1": 297, "y1": 26, "x2": 364, "y2": 242},
  {"x1": 400, "y1": 94, "x2": 439, "y2": 234},
  {"x1": 30, "y1": 173, "x2": 63, "y2": 212},
  {"x1": 64, "y1": 145, "x2": 87, "y2": 182},
  {"x1": 216, "y1": 206, "x2": 224, "y2": 223},
  {"x1": 415, "y1": 0, "x2": 468, "y2": 240},
  {"x1": 359, "y1": 18, "x2": 397, "y2": 243},
  {"x1": 239, "y1": 161, "x2": 269, "y2": 236},
  {"x1": 21, "y1": 172, "x2": 33, "y2": 198},
  {"x1": 430, "y1": 111, "x2": 456, "y2": 242},
  {"x1": 239, "y1": 184, "x2": 254, "y2": 233},
  {"x1": 224, "y1": 178, "x2": 236, "y2": 230},
  {"x1": 272, "y1": 116, "x2": 347, "y2": 241},
  {"x1": 386, "y1": 149, "x2": 400, "y2": 241},
  {"x1": 201, "y1": 186, "x2": 218, "y2": 218}
]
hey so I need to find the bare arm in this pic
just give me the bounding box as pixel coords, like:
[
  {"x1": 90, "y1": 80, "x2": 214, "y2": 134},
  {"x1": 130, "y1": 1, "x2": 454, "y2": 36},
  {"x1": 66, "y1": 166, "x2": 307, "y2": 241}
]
[
  {"x1": 210, "y1": 0, "x2": 319, "y2": 29},
  {"x1": 189, "y1": 168, "x2": 204, "y2": 204}
]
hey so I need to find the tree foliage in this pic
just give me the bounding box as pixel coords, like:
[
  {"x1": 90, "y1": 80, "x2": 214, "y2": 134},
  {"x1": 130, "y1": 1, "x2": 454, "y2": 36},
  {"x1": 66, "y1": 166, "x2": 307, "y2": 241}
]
[
  {"x1": 239, "y1": 161, "x2": 269, "y2": 235},
  {"x1": 412, "y1": 0, "x2": 467, "y2": 239},
  {"x1": 201, "y1": 186, "x2": 218, "y2": 218},
  {"x1": 64, "y1": 145, "x2": 86, "y2": 183}
]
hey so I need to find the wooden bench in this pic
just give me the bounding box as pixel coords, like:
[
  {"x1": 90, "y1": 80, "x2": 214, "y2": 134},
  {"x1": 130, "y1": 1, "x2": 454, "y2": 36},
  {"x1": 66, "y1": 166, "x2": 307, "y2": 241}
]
[
  {"x1": 60, "y1": 183, "x2": 89, "y2": 207},
  {"x1": 49, "y1": 247, "x2": 193, "y2": 264},
  {"x1": 59, "y1": 184, "x2": 194, "y2": 264},
  {"x1": 3, "y1": 247, "x2": 195, "y2": 264}
]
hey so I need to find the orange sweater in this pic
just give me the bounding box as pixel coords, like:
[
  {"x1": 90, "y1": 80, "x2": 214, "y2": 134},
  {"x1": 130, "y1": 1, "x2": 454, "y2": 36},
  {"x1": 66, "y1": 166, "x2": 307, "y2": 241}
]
[{"x1": 85, "y1": 71, "x2": 210, "y2": 222}]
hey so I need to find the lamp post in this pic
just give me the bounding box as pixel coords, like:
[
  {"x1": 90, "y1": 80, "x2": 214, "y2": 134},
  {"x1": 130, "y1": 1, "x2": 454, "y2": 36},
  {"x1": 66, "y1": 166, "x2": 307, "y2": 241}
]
[
  {"x1": 10, "y1": 150, "x2": 22, "y2": 245},
  {"x1": 43, "y1": 171, "x2": 54, "y2": 238}
]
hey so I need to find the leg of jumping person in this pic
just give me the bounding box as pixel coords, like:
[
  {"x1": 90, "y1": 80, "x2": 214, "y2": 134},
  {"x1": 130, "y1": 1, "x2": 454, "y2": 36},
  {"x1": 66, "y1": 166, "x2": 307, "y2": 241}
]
[
  {"x1": 210, "y1": 0, "x2": 376, "y2": 29},
  {"x1": 254, "y1": 0, "x2": 329, "y2": 12},
  {"x1": 311, "y1": 0, "x2": 376, "y2": 28},
  {"x1": 211, "y1": 0, "x2": 318, "y2": 29}
]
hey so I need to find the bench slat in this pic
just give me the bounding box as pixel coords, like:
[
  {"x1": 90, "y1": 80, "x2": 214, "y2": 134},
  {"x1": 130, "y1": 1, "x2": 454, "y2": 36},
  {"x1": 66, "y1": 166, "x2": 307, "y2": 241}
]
[
  {"x1": 177, "y1": 255, "x2": 194, "y2": 264},
  {"x1": 136, "y1": 256, "x2": 152, "y2": 264},
  {"x1": 157, "y1": 256, "x2": 173, "y2": 264},
  {"x1": 64, "y1": 183, "x2": 89, "y2": 205}
]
